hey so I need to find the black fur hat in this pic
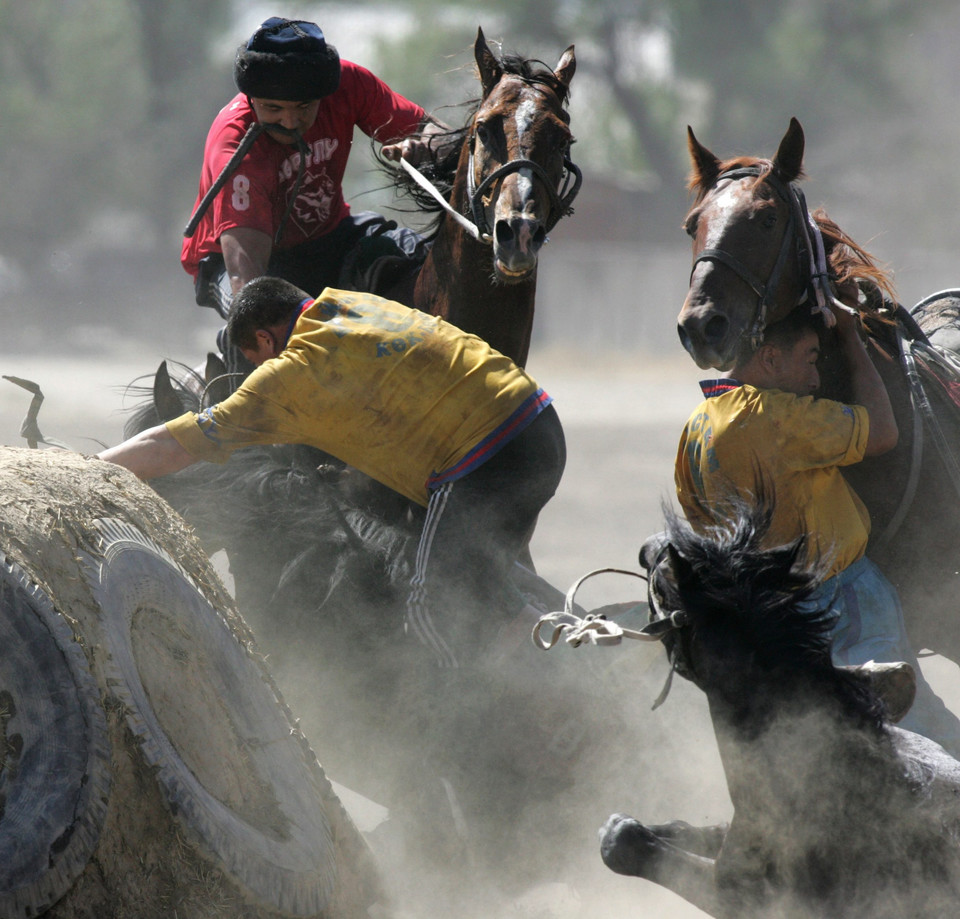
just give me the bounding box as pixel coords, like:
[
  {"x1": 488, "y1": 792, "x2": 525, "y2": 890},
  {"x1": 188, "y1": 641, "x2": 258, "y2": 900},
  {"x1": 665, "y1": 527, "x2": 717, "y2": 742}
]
[{"x1": 234, "y1": 17, "x2": 340, "y2": 101}]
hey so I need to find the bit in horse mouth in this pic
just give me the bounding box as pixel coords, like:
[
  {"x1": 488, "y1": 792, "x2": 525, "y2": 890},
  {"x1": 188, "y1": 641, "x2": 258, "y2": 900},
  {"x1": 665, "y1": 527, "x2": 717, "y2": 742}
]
[{"x1": 495, "y1": 261, "x2": 534, "y2": 281}]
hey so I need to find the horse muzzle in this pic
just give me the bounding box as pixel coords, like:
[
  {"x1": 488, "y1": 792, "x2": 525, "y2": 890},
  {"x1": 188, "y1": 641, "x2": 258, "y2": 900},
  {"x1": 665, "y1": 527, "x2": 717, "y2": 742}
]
[
  {"x1": 677, "y1": 294, "x2": 743, "y2": 372},
  {"x1": 493, "y1": 215, "x2": 545, "y2": 281}
]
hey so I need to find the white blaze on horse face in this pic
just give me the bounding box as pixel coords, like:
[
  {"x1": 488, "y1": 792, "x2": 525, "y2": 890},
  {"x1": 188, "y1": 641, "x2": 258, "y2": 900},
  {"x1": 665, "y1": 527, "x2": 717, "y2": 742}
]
[
  {"x1": 513, "y1": 97, "x2": 538, "y2": 205},
  {"x1": 702, "y1": 180, "x2": 743, "y2": 249}
]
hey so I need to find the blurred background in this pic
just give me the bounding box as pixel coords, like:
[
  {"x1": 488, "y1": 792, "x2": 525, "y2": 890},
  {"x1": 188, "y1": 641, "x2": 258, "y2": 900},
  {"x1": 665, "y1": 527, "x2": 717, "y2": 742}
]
[
  {"x1": 2, "y1": 0, "x2": 959, "y2": 362},
  {"x1": 2, "y1": 4, "x2": 960, "y2": 915}
]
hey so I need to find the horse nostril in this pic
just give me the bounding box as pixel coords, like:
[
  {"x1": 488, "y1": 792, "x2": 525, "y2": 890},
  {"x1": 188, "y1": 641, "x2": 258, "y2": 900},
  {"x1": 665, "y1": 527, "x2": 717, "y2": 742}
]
[
  {"x1": 532, "y1": 226, "x2": 547, "y2": 251},
  {"x1": 495, "y1": 221, "x2": 515, "y2": 246},
  {"x1": 703, "y1": 314, "x2": 729, "y2": 345}
]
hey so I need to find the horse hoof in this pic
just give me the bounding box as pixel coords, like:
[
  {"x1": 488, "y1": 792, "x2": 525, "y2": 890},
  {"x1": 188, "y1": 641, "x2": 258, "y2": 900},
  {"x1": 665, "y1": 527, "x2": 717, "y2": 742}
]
[{"x1": 599, "y1": 813, "x2": 660, "y2": 877}]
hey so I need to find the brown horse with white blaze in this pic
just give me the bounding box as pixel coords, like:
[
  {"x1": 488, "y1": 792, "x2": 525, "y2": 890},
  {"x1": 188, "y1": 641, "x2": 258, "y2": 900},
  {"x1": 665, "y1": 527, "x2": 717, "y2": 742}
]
[
  {"x1": 411, "y1": 28, "x2": 579, "y2": 367},
  {"x1": 676, "y1": 117, "x2": 960, "y2": 670}
]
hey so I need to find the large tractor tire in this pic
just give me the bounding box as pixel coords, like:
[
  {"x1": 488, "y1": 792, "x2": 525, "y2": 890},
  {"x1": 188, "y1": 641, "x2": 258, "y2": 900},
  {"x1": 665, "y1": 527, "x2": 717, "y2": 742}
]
[{"x1": 0, "y1": 447, "x2": 380, "y2": 918}]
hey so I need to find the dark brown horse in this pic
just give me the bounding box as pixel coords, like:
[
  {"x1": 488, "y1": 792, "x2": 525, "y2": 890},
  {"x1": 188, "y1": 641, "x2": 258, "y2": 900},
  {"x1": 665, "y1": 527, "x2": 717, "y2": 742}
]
[
  {"x1": 402, "y1": 28, "x2": 578, "y2": 367},
  {"x1": 676, "y1": 117, "x2": 960, "y2": 667},
  {"x1": 600, "y1": 506, "x2": 960, "y2": 918}
]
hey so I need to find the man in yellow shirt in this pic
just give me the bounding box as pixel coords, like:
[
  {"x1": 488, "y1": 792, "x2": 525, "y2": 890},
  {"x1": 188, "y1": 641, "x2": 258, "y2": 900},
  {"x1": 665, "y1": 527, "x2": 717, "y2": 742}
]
[
  {"x1": 676, "y1": 305, "x2": 960, "y2": 753},
  {"x1": 99, "y1": 278, "x2": 565, "y2": 670}
]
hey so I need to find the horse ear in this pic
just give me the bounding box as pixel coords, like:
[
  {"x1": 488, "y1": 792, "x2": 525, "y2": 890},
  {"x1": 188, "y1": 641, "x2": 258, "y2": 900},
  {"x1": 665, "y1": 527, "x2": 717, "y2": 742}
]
[
  {"x1": 687, "y1": 126, "x2": 721, "y2": 191},
  {"x1": 475, "y1": 27, "x2": 502, "y2": 97},
  {"x1": 553, "y1": 45, "x2": 576, "y2": 91},
  {"x1": 153, "y1": 361, "x2": 184, "y2": 423},
  {"x1": 771, "y1": 117, "x2": 805, "y2": 183},
  {"x1": 203, "y1": 353, "x2": 232, "y2": 407},
  {"x1": 666, "y1": 543, "x2": 694, "y2": 589}
]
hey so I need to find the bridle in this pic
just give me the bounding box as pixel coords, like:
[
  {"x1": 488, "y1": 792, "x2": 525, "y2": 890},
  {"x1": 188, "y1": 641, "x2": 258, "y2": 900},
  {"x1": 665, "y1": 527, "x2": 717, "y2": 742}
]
[
  {"x1": 690, "y1": 165, "x2": 836, "y2": 349},
  {"x1": 530, "y1": 538, "x2": 694, "y2": 709},
  {"x1": 466, "y1": 144, "x2": 582, "y2": 241}
]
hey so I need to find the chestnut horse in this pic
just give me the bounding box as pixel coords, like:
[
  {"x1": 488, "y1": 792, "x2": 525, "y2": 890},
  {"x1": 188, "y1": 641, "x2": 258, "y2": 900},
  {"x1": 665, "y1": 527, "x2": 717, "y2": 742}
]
[
  {"x1": 676, "y1": 117, "x2": 960, "y2": 667},
  {"x1": 396, "y1": 28, "x2": 579, "y2": 367}
]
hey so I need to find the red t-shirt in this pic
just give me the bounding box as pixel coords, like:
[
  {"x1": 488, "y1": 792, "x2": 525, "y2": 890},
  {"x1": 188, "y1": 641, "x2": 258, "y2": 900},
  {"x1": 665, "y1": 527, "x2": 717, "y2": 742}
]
[{"x1": 181, "y1": 60, "x2": 425, "y2": 278}]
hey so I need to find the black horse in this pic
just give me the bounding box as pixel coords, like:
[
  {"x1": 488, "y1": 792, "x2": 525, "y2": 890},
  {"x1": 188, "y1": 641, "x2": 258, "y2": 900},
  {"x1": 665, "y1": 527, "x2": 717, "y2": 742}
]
[
  {"x1": 599, "y1": 506, "x2": 960, "y2": 918},
  {"x1": 123, "y1": 359, "x2": 632, "y2": 911}
]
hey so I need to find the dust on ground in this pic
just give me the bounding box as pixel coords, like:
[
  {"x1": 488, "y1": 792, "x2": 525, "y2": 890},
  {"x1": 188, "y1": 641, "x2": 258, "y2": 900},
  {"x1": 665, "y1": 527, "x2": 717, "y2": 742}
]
[{"x1": 3, "y1": 335, "x2": 960, "y2": 918}]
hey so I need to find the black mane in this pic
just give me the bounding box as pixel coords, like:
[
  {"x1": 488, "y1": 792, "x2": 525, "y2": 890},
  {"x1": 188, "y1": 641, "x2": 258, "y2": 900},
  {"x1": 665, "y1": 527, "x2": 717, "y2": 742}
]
[{"x1": 657, "y1": 504, "x2": 887, "y2": 731}]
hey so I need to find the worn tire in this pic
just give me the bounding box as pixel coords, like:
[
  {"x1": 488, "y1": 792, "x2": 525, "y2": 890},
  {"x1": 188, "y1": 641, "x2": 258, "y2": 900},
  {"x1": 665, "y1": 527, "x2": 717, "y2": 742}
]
[
  {"x1": 0, "y1": 557, "x2": 111, "y2": 918},
  {"x1": 80, "y1": 517, "x2": 341, "y2": 916},
  {"x1": 0, "y1": 447, "x2": 380, "y2": 918}
]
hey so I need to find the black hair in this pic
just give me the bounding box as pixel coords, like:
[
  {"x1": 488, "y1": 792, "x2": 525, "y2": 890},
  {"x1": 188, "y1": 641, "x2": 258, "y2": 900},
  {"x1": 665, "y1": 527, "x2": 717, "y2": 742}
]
[
  {"x1": 762, "y1": 309, "x2": 820, "y2": 350},
  {"x1": 227, "y1": 277, "x2": 310, "y2": 350}
]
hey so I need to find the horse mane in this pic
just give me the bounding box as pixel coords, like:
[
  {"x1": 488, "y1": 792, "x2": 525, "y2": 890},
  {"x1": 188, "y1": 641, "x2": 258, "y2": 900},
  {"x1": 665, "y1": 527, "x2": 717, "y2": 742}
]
[
  {"x1": 812, "y1": 208, "x2": 898, "y2": 314},
  {"x1": 378, "y1": 50, "x2": 573, "y2": 237},
  {"x1": 688, "y1": 155, "x2": 793, "y2": 200},
  {"x1": 660, "y1": 503, "x2": 887, "y2": 731}
]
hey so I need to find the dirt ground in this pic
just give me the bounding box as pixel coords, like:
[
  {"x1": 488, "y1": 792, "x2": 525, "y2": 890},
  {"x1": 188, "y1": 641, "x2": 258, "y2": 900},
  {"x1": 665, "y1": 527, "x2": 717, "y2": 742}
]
[{"x1": 4, "y1": 327, "x2": 960, "y2": 917}]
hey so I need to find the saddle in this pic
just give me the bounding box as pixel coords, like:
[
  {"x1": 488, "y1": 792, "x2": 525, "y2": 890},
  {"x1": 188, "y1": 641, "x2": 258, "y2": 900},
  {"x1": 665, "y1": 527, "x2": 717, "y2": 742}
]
[{"x1": 338, "y1": 227, "x2": 429, "y2": 306}]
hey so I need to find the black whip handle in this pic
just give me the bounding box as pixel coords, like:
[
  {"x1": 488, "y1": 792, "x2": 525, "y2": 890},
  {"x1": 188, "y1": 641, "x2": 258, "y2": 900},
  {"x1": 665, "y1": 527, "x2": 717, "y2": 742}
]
[{"x1": 183, "y1": 122, "x2": 265, "y2": 238}]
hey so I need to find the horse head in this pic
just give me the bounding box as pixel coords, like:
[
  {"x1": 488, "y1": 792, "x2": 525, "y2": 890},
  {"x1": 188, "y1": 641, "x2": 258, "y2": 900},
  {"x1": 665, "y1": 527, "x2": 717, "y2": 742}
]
[
  {"x1": 641, "y1": 506, "x2": 895, "y2": 731},
  {"x1": 678, "y1": 118, "x2": 809, "y2": 370},
  {"x1": 468, "y1": 28, "x2": 578, "y2": 282}
]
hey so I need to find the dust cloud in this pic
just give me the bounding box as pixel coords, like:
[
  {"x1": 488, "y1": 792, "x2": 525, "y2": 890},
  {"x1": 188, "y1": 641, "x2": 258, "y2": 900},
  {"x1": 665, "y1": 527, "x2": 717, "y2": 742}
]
[{"x1": 5, "y1": 265, "x2": 960, "y2": 915}]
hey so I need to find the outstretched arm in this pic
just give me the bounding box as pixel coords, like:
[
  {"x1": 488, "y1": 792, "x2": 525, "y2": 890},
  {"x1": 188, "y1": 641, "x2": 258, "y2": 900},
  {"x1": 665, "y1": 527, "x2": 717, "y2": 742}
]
[{"x1": 97, "y1": 424, "x2": 198, "y2": 480}]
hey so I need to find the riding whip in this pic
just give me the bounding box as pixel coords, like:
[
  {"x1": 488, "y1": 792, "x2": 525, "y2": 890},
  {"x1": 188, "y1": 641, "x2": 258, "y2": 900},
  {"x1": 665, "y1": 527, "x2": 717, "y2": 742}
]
[{"x1": 183, "y1": 122, "x2": 265, "y2": 238}]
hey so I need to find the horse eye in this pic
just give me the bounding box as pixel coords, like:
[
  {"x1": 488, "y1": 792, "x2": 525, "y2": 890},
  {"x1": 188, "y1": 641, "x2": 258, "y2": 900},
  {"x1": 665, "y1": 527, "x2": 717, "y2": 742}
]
[
  {"x1": 475, "y1": 122, "x2": 491, "y2": 146},
  {"x1": 684, "y1": 216, "x2": 698, "y2": 238},
  {"x1": 762, "y1": 213, "x2": 778, "y2": 229}
]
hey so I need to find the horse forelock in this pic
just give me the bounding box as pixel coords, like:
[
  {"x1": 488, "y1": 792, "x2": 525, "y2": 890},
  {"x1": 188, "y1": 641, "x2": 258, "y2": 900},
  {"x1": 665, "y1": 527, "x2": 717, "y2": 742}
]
[
  {"x1": 499, "y1": 52, "x2": 572, "y2": 107},
  {"x1": 664, "y1": 505, "x2": 833, "y2": 670},
  {"x1": 663, "y1": 506, "x2": 890, "y2": 730}
]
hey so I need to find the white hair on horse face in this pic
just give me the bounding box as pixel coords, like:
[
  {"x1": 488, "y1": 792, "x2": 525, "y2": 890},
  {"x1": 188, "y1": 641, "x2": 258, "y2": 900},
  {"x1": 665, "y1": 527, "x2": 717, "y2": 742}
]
[{"x1": 514, "y1": 97, "x2": 538, "y2": 199}]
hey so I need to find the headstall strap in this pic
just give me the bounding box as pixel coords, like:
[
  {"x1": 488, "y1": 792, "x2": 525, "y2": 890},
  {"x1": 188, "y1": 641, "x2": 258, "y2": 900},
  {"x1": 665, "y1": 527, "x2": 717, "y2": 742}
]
[
  {"x1": 467, "y1": 145, "x2": 581, "y2": 240},
  {"x1": 692, "y1": 166, "x2": 811, "y2": 349}
]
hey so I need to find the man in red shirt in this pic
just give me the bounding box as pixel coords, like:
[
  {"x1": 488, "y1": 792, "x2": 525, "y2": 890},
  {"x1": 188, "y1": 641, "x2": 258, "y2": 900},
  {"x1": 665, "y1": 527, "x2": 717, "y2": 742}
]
[{"x1": 182, "y1": 17, "x2": 447, "y2": 324}]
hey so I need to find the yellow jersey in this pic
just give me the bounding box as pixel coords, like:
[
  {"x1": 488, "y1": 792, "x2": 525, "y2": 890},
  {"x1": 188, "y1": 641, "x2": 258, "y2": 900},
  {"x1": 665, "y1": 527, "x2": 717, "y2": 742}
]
[
  {"x1": 167, "y1": 289, "x2": 549, "y2": 506},
  {"x1": 675, "y1": 380, "x2": 871, "y2": 577}
]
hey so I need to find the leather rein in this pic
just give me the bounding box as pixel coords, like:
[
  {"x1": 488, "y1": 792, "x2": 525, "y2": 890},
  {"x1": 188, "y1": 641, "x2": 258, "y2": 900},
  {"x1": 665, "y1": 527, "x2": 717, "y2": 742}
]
[{"x1": 466, "y1": 147, "x2": 582, "y2": 242}]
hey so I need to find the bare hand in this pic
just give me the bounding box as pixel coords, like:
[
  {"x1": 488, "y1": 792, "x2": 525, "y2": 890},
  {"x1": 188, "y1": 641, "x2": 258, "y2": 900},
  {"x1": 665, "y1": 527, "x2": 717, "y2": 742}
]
[{"x1": 382, "y1": 136, "x2": 434, "y2": 165}]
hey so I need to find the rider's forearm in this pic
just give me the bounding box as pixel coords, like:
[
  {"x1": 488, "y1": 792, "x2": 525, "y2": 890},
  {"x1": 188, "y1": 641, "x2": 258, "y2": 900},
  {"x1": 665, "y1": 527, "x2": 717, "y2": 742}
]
[
  {"x1": 97, "y1": 425, "x2": 198, "y2": 480},
  {"x1": 840, "y1": 323, "x2": 898, "y2": 456},
  {"x1": 221, "y1": 227, "x2": 273, "y2": 294}
]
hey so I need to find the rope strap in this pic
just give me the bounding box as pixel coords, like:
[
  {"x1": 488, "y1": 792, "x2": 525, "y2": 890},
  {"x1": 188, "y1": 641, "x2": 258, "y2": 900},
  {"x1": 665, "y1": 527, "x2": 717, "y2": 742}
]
[{"x1": 531, "y1": 566, "x2": 662, "y2": 650}]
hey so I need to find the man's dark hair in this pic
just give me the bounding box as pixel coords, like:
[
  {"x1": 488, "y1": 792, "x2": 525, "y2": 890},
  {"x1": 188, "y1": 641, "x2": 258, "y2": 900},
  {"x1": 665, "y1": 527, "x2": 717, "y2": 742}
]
[
  {"x1": 762, "y1": 309, "x2": 820, "y2": 350},
  {"x1": 228, "y1": 277, "x2": 310, "y2": 350},
  {"x1": 732, "y1": 309, "x2": 820, "y2": 368}
]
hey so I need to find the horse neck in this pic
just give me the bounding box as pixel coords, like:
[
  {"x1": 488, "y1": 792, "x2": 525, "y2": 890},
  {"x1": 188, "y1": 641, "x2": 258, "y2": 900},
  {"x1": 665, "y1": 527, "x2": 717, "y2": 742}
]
[{"x1": 413, "y1": 148, "x2": 537, "y2": 368}]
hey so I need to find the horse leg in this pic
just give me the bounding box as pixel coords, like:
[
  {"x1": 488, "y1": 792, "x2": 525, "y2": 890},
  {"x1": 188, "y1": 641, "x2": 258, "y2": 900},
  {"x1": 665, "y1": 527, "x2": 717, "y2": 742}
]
[{"x1": 599, "y1": 814, "x2": 724, "y2": 916}]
